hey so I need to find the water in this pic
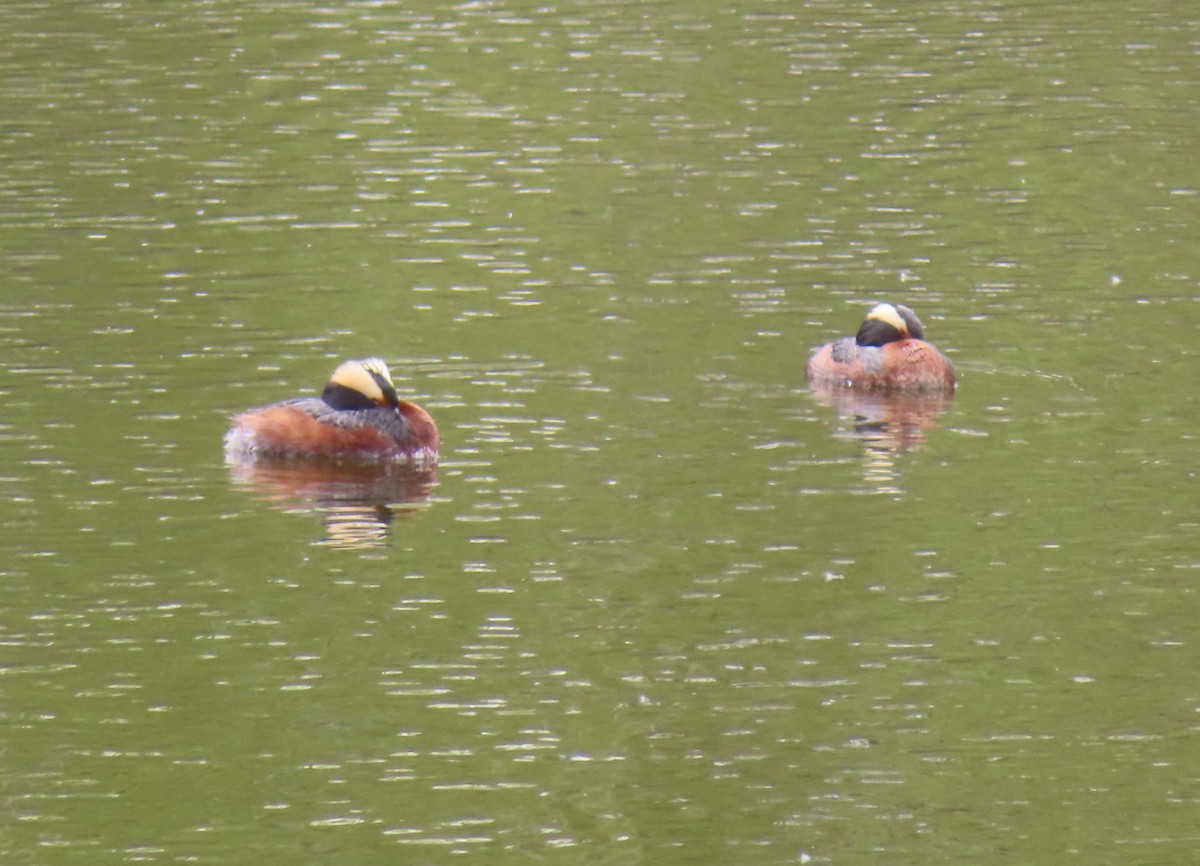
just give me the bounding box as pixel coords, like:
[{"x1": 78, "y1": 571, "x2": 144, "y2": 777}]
[{"x1": 2, "y1": 1, "x2": 1198, "y2": 863}]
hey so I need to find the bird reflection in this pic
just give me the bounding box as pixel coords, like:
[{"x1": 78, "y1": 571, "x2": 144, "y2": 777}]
[
  {"x1": 227, "y1": 459, "x2": 436, "y2": 549},
  {"x1": 808, "y1": 385, "x2": 953, "y2": 494}
]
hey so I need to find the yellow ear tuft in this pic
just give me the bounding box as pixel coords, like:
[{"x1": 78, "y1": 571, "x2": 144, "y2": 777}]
[
  {"x1": 329, "y1": 359, "x2": 389, "y2": 404},
  {"x1": 866, "y1": 303, "x2": 906, "y2": 333},
  {"x1": 358, "y1": 357, "x2": 394, "y2": 387}
]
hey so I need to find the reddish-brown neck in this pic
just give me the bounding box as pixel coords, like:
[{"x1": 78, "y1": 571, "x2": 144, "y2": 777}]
[{"x1": 398, "y1": 401, "x2": 440, "y2": 452}]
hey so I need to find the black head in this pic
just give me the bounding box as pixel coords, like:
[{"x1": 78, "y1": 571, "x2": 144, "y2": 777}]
[
  {"x1": 855, "y1": 303, "x2": 926, "y2": 347},
  {"x1": 321, "y1": 358, "x2": 401, "y2": 411}
]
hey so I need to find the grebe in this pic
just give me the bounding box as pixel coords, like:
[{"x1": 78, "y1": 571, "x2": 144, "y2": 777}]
[
  {"x1": 805, "y1": 303, "x2": 956, "y2": 393},
  {"x1": 224, "y1": 358, "x2": 439, "y2": 464}
]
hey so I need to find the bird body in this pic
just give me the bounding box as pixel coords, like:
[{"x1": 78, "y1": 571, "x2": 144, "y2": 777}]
[
  {"x1": 224, "y1": 358, "x2": 439, "y2": 464},
  {"x1": 806, "y1": 303, "x2": 956, "y2": 393}
]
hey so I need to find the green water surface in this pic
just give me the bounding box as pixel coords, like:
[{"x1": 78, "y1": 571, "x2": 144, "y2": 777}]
[{"x1": 1, "y1": 1, "x2": 1197, "y2": 864}]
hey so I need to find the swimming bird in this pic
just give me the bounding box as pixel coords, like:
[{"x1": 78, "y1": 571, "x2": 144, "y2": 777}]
[
  {"x1": 224, "y1": 358, "x2": 439, "y2": 464},
  {"x1": 805, "y1": 303, "x2": 956, "y2": 393}
]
